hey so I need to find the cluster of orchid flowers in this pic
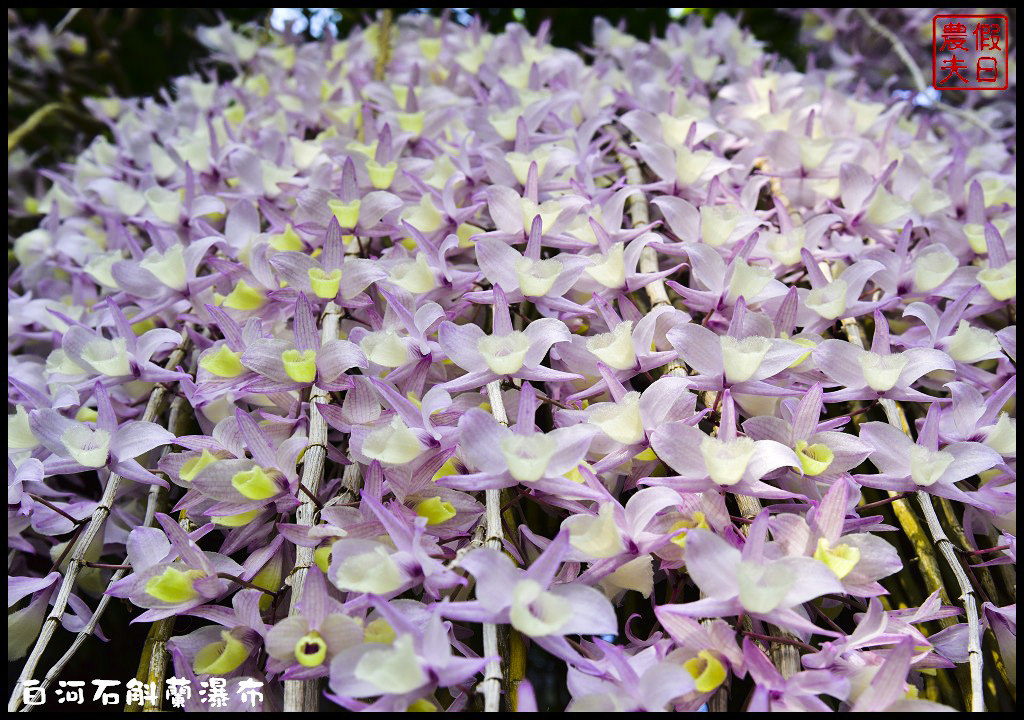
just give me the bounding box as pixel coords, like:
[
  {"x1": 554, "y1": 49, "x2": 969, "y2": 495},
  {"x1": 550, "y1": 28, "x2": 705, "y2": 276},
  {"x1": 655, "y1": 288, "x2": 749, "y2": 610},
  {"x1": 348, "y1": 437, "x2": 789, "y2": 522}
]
[{"x1": 8, "y1": 9, "x2": 1016, "y2": 713}]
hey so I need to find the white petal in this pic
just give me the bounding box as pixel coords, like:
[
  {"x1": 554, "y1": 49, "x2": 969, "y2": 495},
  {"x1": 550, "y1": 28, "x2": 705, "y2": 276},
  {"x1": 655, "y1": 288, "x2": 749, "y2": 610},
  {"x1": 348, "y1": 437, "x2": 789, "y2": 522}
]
[
  {"x1": 565, "y1": 503, "x2": 625, "y2": 559},
  {"x1": 500, "y1": 433, "x2": 557, "y2": 483},
  {"x1": 909, "y1": 446, "x2": 954, "y2": 487},
  {"x1": 983, "y1": 414, "x2": 1016, "y2": 455},
  {"x1": 589, "y1": 392, "x2": 645, "y2": 445},
  {"x1": 720, "y1": 335, "x2": 770, "y2": 384},
  {"x1": 726, "y1": 258, "x2": 773, "y2": 302},
  {"x1": 61, "y1": 425, "x2": 111, "y2": 468},
  {"x1": 805, "y1": 280, "x2": 848, "y2": 320},
  {"x1": 477, "y1": 332, "x2": 530, "y2": 375},
  {"x1": 584, "y1": 243, "x2": 626, "y2": 289},
  {"x1": 598, "y1": 555, "x2": 654, "y2": 598},
  {"x1": 359, "y1": 329, "x2": 410, "y2": 368},
  {"x1": 508, "y1": 579, "x2": 573, "y2": 637},
  {"x1": 945, "y1": 320, "x2": 1001, "y2": 364},
  {"x1": 977, "y1": 260, "x2": 1016, "y2": 302},
  {"x1": 362, "y1": 417, "x2": 425, "y2": 465},
  {"x1": 334, "y1": 546, "x2": 405, "y2": 594},
  {"x1": 140, "y1": 244, "x2": 187, "y2": 291},
  {"x1": 586, "y1": 322, "x2": 636, "y2": 370},
  {"x1": 9, "y1": 406, "x2": 39, "y2": 451},
  {"x1": 912, "y1": 246, "x2": 958, "y2": 293},
  {"x1": 737, "y1": 561, "x2": 793, "y2": 613},
  {"x1": 699, "y1": 435, "x2": 755, "y2": 486},
  {"x1": 354, "y1": 634, "x2": 426, "y2": 694},
  {"x1": 81, "y1": 337, "x2": 132, "y2": 377},
  {"x1": 389, "y1": 254, "x2": 436, "y2": 294},
  {"x1": 858, "y1": 351, "x2": 908, "y2": 392},
  {"x1": 700, "y1": 204, "x2": 742, "y2": 247},
  {"x1": 515, "y1": 257, "x2": 562, "y2": 297}
]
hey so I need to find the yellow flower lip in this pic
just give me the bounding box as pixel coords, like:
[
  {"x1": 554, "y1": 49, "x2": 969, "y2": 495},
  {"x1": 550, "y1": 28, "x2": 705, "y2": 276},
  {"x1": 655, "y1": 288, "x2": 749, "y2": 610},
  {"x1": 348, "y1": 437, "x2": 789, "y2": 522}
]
[
  {"x1": 269, "y1": 223, "x2": 304, "y2": 252},
  {"x1": 814, "y1": 538, "x2": 861, "y2": 579},
  {"x1": 231, "y1": 466, "x2": 281, "y2": 500},
  {"x1": 363, "y1": 617, "x2": 396, "y2": 644},
  {"x1": 367, "y1": 159, "x2": 398, "y2": 189},
  {"x1": 328, "y1": 198, "x2": 361, "y2": 228},
  {"x1": 795, "y1": 440, "x2": 834, "y2": 476},
  {"x1": 218, "y1": 279, "x2": 266, "y2": 311},
  {"x1": 212, "y1": 508, "x2": 262, "y2": 527},
  {"x1": 313, "y1": 542, "x2": 334, "y2": 573},
  {"x1": 194, "y1": 629, "x2": 250, "y2": 675},
  {"x1": 180, "y1": 449, "x2": 219, "y2": 484},
  {"x1": 282, "y1": 348, "x2": 317, "y2": 383},
  {"x1": 308, "y1": 267, "x2": 342, "y2": 299},
  {"x1": 670, "y1": 511, "x2": 709, "y2": 550},
  {"x1": 294, "y1": 631, "x2": 328, "y2": 667},
  {"x1": 683, "y1": 650, "x2": 727, "y2": 693},
  {"x1": 145, "y1": 566, "x2": 204, "y2": 604},
  {"x1": 201, "y1": 344, "x2": 245, "y2": 378},
  {"x1": 415, "y1": 496, "x2": 457, "y2": 525}
]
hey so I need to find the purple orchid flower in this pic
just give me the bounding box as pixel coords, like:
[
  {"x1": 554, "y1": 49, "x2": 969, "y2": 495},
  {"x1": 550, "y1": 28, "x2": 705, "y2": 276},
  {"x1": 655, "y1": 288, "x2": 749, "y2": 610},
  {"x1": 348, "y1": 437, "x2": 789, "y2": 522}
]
[
  {"x1": 769, "y1": 476, "x2": 903, "y2": 597},
  {"x1": 327, "y1": 599, "x2": 489, "y2": 711},
  {"x1": 565, "y1": 639, "x2": 697, "y2": 711},
  {"x1": 856, "y1": 402, "x2": 1002, "y2": 509},
  {"x1": 29, "y1": 381, "x2": 175, "y2": 485},
  {"x1": 812, "y1": 311, "x2": 955, "y2": 403},
  {"x1": 240, "y1": 292, "x2": 367, "y2": 393},
  {"x1": 438, "y1": 530, "x2": 617, "y2": 668},
  {"x1": 657, "y1": 512, "x2": 845, "y2": 638},
  {"x1": 269, "y1": 218, "x2": 387, "y2": 306},
  {"x1": 437, "y1": 285, "x2": 579, "y2": 392},
  {"x1": 447, "y1": 382, "x2": 601, "y2": 499},
  {"x1": 107, "y1": 513, "x2": 243, "y2": 622},
  {"x1": 743, "y1": 637, "x2": 850, "y2": 711},
  {"x1": 468, "y1": 216, "x2": 593, "y2": 315},
  {"x1": 646, "y1": 390, "x2": 802, "y2": 500},
  {"x1": 265, "y1": 568, "x2": 362, "y2": 678}
]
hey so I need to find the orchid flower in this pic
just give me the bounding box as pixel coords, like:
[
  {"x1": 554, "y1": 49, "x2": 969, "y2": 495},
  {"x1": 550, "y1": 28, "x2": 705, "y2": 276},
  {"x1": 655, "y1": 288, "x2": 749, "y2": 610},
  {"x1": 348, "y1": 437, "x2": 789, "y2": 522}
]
[
  {"x1": 657, "y1": 512, "x2": 845, "y2": 638},
  {"x1": 437, "y1": 286, "x2": 579, "y2": 392},
  {"x1": 106, "y1": 513, "x2": 243, "y2": 622},
  {"x1": 646, "y1": 391, "x2": 802, "y2": 499},
  {"x1": 240, "y1": 292, "x2": 367, "y2": 392},
  {"x1": 856, "y1": 402, "x2": 1002, "y2": 509},
  {"x1": 29, "y1": 381, "x2": 175, "y2": 485}
]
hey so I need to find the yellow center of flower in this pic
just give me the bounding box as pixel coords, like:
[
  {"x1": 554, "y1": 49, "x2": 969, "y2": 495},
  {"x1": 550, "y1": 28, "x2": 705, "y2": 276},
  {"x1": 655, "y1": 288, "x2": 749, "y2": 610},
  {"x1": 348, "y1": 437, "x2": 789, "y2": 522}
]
[
  {"x1": 414, "y1": 496, "x2": 457, "y2": 525},
  {"x1": 787, "y1": 337, "x2": 817, "y2": 368},
  {"x1": 794, "y1": 441, "x2": 834, "y2": 476},
  {"x1": 813, "y1": 538, "x2": 861, "y2": 579},
  {"x1": 367, "y1": 159, "x2": 398, "y2": 189},
  {"x1": 281, "y1": 348, "x2": 317, "y2": 382},
  {"x1": 269, "y1": 223, "x2": 304, "y2": 252},
  {"x1": 308, "y1": 267, "x2": 342, "y2": 298},
  {"x1": 364, "y1": 617, "x2": 397, "y2": 644},
  {"x1": 145, "y1": 566, "x2": 205, "y2": 604},
  {"x1": 194, "y1": 630, "x2": 251, "y2": 675},
  {"x1": 201, "y1": 344, "x2": 246, "y2": 378},
  {"x1": 230, "y1": 466, "x2": 280, "y2": 500},
  {"x1": 328, "y1": 198, "x2": 361, "y2": 228},
  {"x1": 313, "y1": 542, "x2": 335, "y2": 574},
  {"x1": 477, "y1": 332, "x2": 530, "y2": 376},
  {"x1": 74, "y1": 406, "x2": 99, "y2": 423},
  {"x1": 212, "y1": 508, "x2": 263, "y2": 527},
  {"x1": 294, "y1": 631, "x2": 328, "y2": 667},
  {"x1": 407, "y1": 698, "x2": 438, "y2": 712},
  {"x1": 431, "y1": 456, "x2": 460, "y2": 482},
  {"x1": 670, "y1": 511, "x2": 710, "y2": 550},
  {"x1": 683, "y1": 650, "x2": 727, "y2": 693},
  {"x1": 218, "y1": 279, "x2": 266, "y2": 311},
  {"x1": 179, "y1": 449, "x2": 219, "y2": 484}
]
